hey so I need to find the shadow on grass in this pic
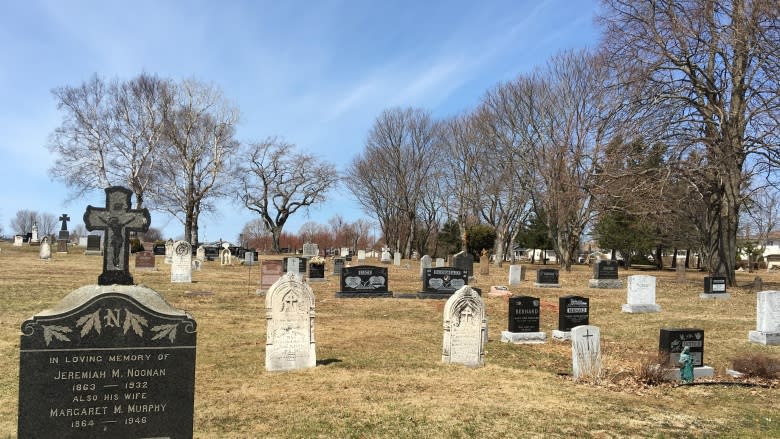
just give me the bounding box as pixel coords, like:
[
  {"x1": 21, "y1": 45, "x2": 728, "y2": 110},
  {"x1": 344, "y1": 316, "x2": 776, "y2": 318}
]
[{"x1": 316, "y1": 358, "x2": 343, "y2": 366}]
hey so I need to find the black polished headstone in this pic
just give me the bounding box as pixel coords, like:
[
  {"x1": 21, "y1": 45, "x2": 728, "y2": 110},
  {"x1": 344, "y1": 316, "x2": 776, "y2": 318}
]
[
  {"x1": 703, "y1": 277, "x2": 727, "y2": 294},
  {"x1": 86, "y1": 235, "x2": 102, "y2": 251},
  {"x1": 336, "y1": 265, "x2": 391, "y2": 298},
  {"x1": 419, "y1": 267, "x2": 468, "y2": 298},
  {"x1": 593, "y1": 260, "x2": 618, "y2": 279},
  {"x1": 558, "y1": 295, "x2": 589, "y2": 331},
  {"x1": 659, "y1": 328, "x2": 704, "y2": 367},
  {"x1": 452, "y1": 251, "x2": 474, "y2": 277},
  {"x1": 308, "y1": 263, "x2": 325, "y2": 279},
  {"x1": 17, "y1": 286, "x2": 197, "y2": 439},
  {"x1": 508, "y1": 296, "x2": 540, "y2": 332},
  {"x1": 536, "y1": 268, "x2": 560, "y2": 284}
]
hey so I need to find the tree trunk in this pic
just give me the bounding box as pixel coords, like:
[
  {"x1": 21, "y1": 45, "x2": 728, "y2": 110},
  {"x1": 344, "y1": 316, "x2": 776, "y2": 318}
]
[
  {"x1": 493, "y1": 228, "x2": 506, "y2": 267},
  {"x1": 671, "y1": 248, "x2": 677, "y2": 269},
  {"x1": 655, "y1": 245, "x2": 663, "y2": 270},
  {"x1": 685, "y1": 250, "x2": 691, "y2": 269},
  {"x1": 270, "y1": 226, "x2": 282, "y2": 253}
]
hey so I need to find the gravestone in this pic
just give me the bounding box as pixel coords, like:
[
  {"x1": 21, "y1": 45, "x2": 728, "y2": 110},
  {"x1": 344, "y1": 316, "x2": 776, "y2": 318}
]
[
  {"x1": 676, "y1": 263, "x2": 686, "y2": 282},
  {"x1": 244, "y1": 251, "x2": 256, "y2": 266},
  {"x1": 17, "y1": 284, "x2": 197, "y2": 438},
  {"x1": 220, "y1": 248, "x2": 232, "y2": 266},
  {"x1": 192, "y1": 260, "x2": 201, "y2": 271},
  {"x1": 332, "y1": 258, "x2": 345, "y2": 276},
  {"x1": 394, "y1": 252, "x2": 401, "y2": 266},
  {"x1": 134, "y1": 251, "x2": 156, "y2": 270},
  {"x1": 659, "y1": 328, "x2": 714, "y2": 379},
  {"x1": 57, "y1": 213, "x2": 71, "y2": 253},
  {"x1": 265, "y1": 273, "x2": 316, "y2": 371},
  {"x1": 452, "y1": 251, "x2": 474, "y2": 278},
  {"x1": 442, "y1": 286, "x2": 486, "y2": 367},
  {"x1": 170, "y1": 241, "x2": 193, "y2": 283},
  {"x1": 479, "y1": 251, "x2": 489, "y2": 276},
  {"x1": 418, "y1": 267, "x2": 469, "y2": 299},
  {"x1": 571, "y1": 325, "x2": 601, "y2": 381},
  {"x1": 164, "y1": 239, "x2": 174, "y2": 264},
  {"x1": 508, "y1": 265, "x2": 522, "y2": 286},
  {"x1": 84, "y1": 187, "x2": 150, "y2": 285},
  {"x1": 39, "y1": 236, "x2": 51, "y2": 260},
  {"x1": 622, "y1": 275, "x2": 661, "y2": 313},
  {"x1": 302, "y1": 242, "x2": 318, "y2": 257},
  {"x1": 553, "y1": 296, "x2": 589, "y2": 341},
  {"x1": 283, "y1": 257, "x2": 307, "y2": 278},
  {"x1": 341, "y1": 248, "x2": 350, "y2": 257},
  {"x1": 435, "y1": 258, "x2": 445, "y2": 268},
  {"x1": 501, "y1": 296, "x2": 546, "y2": 344},
  {"x1": 152, "y1": 243, "x2": 166, "y2": 255},
  {"x1": 357, "y1": 250, "x2": 366, "y2": 262},
  {"x1": 258, "y1": 259, "x2": 284, "y2": 294},
  {"x1": 588, "y1": 260, "x2": 622, "y2": 289},
  {"x1": 534, "y1": 268, "x2": 561, "y2": 288},
  {"x1": 79, "y1": 236, "x2": 89, "y2": 248},
  {"x1": 336, "y1": 265, "x2": 392, "y2": 298},
  {"x1": 14, "y1": 235, "x2": 24, "y2": 246},
  {"x1": 84, "y1": 235, "x2": 103, "y2": 256},
  {"x1": 488, "y1": 285, "x2": 511, "y2": 297},
  {"x1": 196, "y1": 246, "x2": 205, "y2": 262},
  {"x1": 29, "y1": 222, "x2": 39, "y2": 245},
  {"x1": 380, "y1": 250, "x2": 391, "y2": 264},
  {"x1": 419, "y1": 255, "x2": 432, "y2": 280},
  {"x1": 748, "y1": 291, "x2": 780, "y2": 345},
  {"x1": 700, "y1": 276, "x2": 730, "y2": 299},
  {"x1": 411, "y1": 250, "x2": 419, "y2": 260},
  {"x1": 308, "y1": 261, "x2": 326, "y2": 282}
]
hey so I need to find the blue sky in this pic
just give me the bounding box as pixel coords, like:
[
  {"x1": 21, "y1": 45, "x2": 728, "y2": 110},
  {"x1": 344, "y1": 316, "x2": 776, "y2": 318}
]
[{"x1": 0, "y1": 0, "x2": 601, "y2": 243}]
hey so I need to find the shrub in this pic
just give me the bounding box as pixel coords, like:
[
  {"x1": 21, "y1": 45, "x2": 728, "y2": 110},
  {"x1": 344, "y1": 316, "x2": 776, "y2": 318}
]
[
  {"x1": 732, "y1": 352, "x2": 780, "y2": 378},
  {"x1": 635, "y1": 353, "x2": 671, "y2": 385}
]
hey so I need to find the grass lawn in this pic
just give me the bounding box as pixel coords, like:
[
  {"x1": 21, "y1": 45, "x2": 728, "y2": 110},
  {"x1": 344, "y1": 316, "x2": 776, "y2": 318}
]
[{"x1": 1, "y1": 242, "x2": 778, "y2": 438}]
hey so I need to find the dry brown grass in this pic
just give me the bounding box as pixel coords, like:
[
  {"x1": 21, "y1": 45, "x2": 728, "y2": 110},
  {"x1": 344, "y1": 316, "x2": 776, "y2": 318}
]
[{"x1": 1, "y1": 243, "x2": 779, "y2": 438}]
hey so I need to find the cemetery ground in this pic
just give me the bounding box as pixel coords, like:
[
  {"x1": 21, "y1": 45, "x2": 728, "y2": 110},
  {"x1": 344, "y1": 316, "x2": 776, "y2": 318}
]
[{"x1": 0, "y1": 244, "x2": 778, "y2": 438}]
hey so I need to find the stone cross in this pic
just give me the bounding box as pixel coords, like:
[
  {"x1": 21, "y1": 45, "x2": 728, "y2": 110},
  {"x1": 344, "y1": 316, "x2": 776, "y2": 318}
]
[
  {"x1": 58, "y1": 214, "x2": 70, "y2": 231},
  {"x1": 84, "y1": 186, "x2": 150, "y2": 285}
]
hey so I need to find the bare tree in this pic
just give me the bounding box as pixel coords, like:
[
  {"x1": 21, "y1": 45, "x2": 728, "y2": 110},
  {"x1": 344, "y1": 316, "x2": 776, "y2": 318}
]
[
  {"x1": 48, "y1": 73, "x2": 170, "y2": 208},
  {"x1": 237, "y1": 138, "x2": 338, "y2": 253},
  {"x1": 38, "y1": 213, "x2": 58, "y2": 237},
  {"x1": 346, "y1": 107, "x2": 439, "y2": 257},
  {"x1": 599, "y1": 0, "x2": 780, "y2": 284},
  {"x1": 10, "y1": 210, "x2": 39, "y2": 235},
  {"x1": 152, "y1": 79, "x2": 240, "y2": 245}
]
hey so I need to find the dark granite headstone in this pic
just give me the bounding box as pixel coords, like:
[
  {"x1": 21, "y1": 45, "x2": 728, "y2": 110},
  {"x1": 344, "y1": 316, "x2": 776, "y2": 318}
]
[
  {"x1": 593, "y1": 260, "x2": 618, "y2": 279},
  {"x1": 86, "y1": 235, "x2": 102, "y2": 252},
  {"x1": 452, "y1": 251, "x2": 474, "y2": 277},
  {"x1": 418, "y1": 267, "x2": 468, "y2": 298},
  {"x1": 332, "y1": 258, "x2": 345, "y2": 275},
  {"x1": 536, "y1": 268, "x2": 560, "y2": 285},
  {"x1": 308, "y1": 263, "x2": 325, "y2": 280},
  {"x1": 134, "y1": 251, "x2": 156, "y2": 269},
  {"x1": 345, "y1": 255, "x2": 352, "y2": 262},
  {"x1": 558, "y1": 295, "x2": 589, "y2": 331},
  {"x1": 703, "y1": 276, "x2": 727, "y2": 294},
  {"x1": 659, "y1": 328, "x2": 704, "y2": 367},
  {"x1": 508, "y1": 296, "x2": 541, "y2": 332},
  {"x1": 336, "y1": 265, "x2": 391, "y2": 298},
  {"x1": 17, "y1": 285, "x2": 196, "y2": 439},
  {"x1": 152, "y1": 243, "x2": 166, "y2": 255},
  {"x1": 84, "y1": 187, "x2": 150, "y2": 286}
]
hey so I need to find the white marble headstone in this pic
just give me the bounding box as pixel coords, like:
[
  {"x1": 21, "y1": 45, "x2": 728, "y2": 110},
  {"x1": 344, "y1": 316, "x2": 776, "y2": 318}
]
[
  {"x1": 435, "y1": 258, "x2": 445, "y2": 268},
  {"x1": 164, "y1": 239, "x2": 174, "y2": 264},
  {"x1": 419, "y1": 255, "x2": 432, "y2": 280},
  {"x1": 220, "y1": 248, "x2": 232, "y2": 266},
  {"x1": 622, "y1": 275, "x2": 660, "y2": 313},
  {"x1": 39, "y1": 237, "x2": 51, "y2": 260},
  {"x1": 571, "y1": 325, "x2": 601, "y2": 380},
  {"x1": 171, "y1": 240, "x2": 192, "y2": 283},
  {"x1": 393, "y1": 252, "x2": 401, "y2": 266},
  {"x1": 508, "y1": 265, "x2": 522, "y2": 286},
  {"x1": 13, "y1": 235, "x2": 23, "y2": 246},
  {"x1": 749, "y1": 290, "x2": 780, "y2": 345},
  {"x1": 380, "y1": 250, "x2": 391, "y2": 263},
  {"x1": 265, "y1": 272, "x2": 316, "y2": 371},
  {"x1": 442, "y1": 285, "x2": 486, "y2": 367},
  {"x1": 357, "y1": 250, "x2": 366, "y2": 261},
  {"x1": 196, "y1": 246, "x2": 205, "y2": 262}
]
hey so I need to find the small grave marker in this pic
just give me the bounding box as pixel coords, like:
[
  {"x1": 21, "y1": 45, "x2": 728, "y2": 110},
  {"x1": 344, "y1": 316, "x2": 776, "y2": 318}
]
[
  {"x1": 659, "y1": 328, "x2": 714, "y2": 379},
  {"x1": 748, "y1": 291, "x2": 780, "y2": 345},
  {"x1": 571, "y1": 325, "x2": 601, "y2": 380},
  {"x1": 534, "y1": 268, "x2": 560, "y2": 288},
  {"x1": 501, "y1": 296, "x2": 546, "y2": 344},
  {"x1": 700, "y1": 276, "x2": 730, "y2": 299},
  {"x1": 170, "y1": 241, "x2": 192, "y2": 283},
  {"x1": 588, "y1": 260, "x2": 622, "y2": 289},
  {"x1": 258, "y1": 259, "x2": 284, "y2": 294},
  {"x1": 622, "y1": 275, "x2": 660, "y2": 313},
  {"x1": 553, "y1": 295, "x2": 589, "y2": 340}
]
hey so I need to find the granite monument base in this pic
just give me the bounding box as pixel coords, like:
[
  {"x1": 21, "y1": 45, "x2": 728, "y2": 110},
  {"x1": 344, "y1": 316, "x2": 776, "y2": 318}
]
[
  {"x1": 748, "y1": 330, "x2": 780, "y2": 345},
  {"x1": 533, "y1": 283, "x2": 561, "y2": 288},
  {"x1": 588, "y1": 279, "x2": 623, "y2": 289},
  {"x1": 335, "y1": 291, "x2": 393, "y2": 298},
  {"x1": 621, "y1": 303, "x2": 661, "y2": 313},
  {"x1": 551, "y1": 330, "x2": 571, "y2": 341},
  {"x1": 500, "y1": 331, "x2": 546, "y2": 344},
  {"x1": 663, "y1": 366, "x2": 715, "y2": 380}
]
